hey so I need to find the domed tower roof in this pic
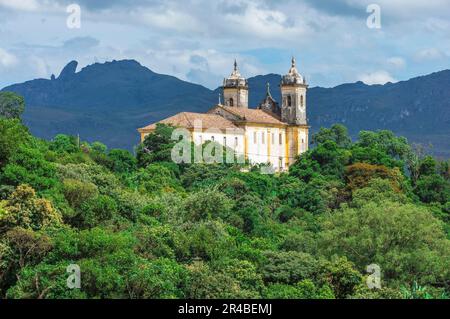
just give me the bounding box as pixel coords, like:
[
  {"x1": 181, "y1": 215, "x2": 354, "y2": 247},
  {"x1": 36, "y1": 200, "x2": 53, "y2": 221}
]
[
  {"x1": 281, "y1": 57, "x2": 306, "y2": 86},
  {"x1": 223, "y1": 60, "x2": 248, "y2": 88}
]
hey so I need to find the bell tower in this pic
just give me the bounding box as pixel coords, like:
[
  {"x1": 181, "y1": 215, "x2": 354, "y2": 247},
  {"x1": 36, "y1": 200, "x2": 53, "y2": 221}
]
[
  {"x1": 223, "y1": 60, "x2": 248, "y2": 108},
  {"x1": 281, "y1": 57, "x2": 308, "y2": 125}
]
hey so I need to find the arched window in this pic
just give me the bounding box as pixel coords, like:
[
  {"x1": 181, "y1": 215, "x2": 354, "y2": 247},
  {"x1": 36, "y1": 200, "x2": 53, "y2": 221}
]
[
  {"x1": 287, "y1": 96, "x2": 292, "y2": 107},
  {"x1": 229, "y1": 98, "x2": 234, "y2": 106},
  {"x1": 300, "y1": 95, "x2": 304, "y2": 107}
]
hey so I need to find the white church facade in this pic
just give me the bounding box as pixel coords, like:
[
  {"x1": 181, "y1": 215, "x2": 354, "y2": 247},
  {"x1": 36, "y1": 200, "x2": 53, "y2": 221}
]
[{"x1": 138, "y1": 58, "x2": 309, "y2": 171}]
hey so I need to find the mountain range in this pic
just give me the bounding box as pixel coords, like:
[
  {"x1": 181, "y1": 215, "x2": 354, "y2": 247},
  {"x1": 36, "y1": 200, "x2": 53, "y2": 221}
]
[{"x1": 2, "y1": 60, "x2": 449, "y2": 157}]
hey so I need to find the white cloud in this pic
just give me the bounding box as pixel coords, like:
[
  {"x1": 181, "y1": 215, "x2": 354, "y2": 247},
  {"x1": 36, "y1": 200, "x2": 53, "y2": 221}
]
[
  {"x1": 358, "y1": 70, "x2": 396, "y2": 85},
  {"x1": 414, "y1": 48, "x2": 446, "y2": 61},
  {"x1": 0, "y1": 0, "x2": 449, "y2": 89},
  {"x1": 28, "y1": 55, "x2": 50, "y2": 77},
  {"x1": 224, "y1": 3, "x2": 294, "y2": 39},
  {"x1": 344, "y1": 0, "x2": 450, "y2": 19},
  {"x1": 138, "y1": 47, "x2": 265, "y2": 89},
  {"x1": 0, "y1": 0, "x2": 39, "y2": 11},
  {"x1": 138, "y1": 8, "x2": 202, "y2": 33},
  {"x1": 0, "y1": 48, "x2": 18, "y2": 67},
  {"x1": 387, "y1": 57, "x2": 406, "y2": 69}
]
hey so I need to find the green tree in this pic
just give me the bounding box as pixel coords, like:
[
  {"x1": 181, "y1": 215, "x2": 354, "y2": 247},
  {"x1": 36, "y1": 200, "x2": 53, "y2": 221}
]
[
  {"x1": 0, "y1": 92, "x2": 25, "y2": 119},
  {"x1": 414, "y1": 174, "x2": 450, "y2": 204},
  {"x1": 49, "y1": 134, "x2": 79, "y2": 153},
  {"x1": 0, "y1": 185, "x2": 62, "y2": 233},
  {"x1": 357, "y1": 130, "x2": 410, "y2": 161},
  {"x1": 62, "y1": 179, "x2": 98, "y2": 208},
  {"x1": 136, "y1": 124, "x2": 176, "y2": 167},
  {"x1": 4, "y1": 227, "x2": 53, "y2": 269},
  {"x1": 312, "y1": 124, "x2": 352, "y2": 148},
  {"x1": 131, "y1": 163, "x2": 182, "y2": 194},
  {"x1": 182, "y1": 220, "x2": 233, "y2": 261},
  {"x1": 261, "y1": 251, "x2": 318, "y2": 285},
  {"x1": 78, "y1": 195, "x2": 118, "y2": 228},
  {"x1": 91, "y1": 141, "x2": 107, "y2": 153},
  {"x1": 296, "y1": 279, "x2": 335, "y2": 299},
  {"x1": 318, "y1": 257, "x2": 362, "y2": 299},
  {"x1": 1, "y1": 145, "x2": 57, "y2": 190},
  {"x1": 419, "y1": 156, "x2": 437, "y2": 177},
  {"x1": 0, "y1": 227, "x2": 53, "y2": 295},
  {"x1": 290, "y1": 140, "x2": 350, "y2": 181},
  {"x1": 351, "y1": 178, "x2": 408, "y2": 208},
  {"x1": 263, "y1": 283, "x2": 303, "y2": 299},
  {"x1": 183, "y1": 189, "x2": 233, "y2": 222},
  {"x1": 127, "y1": 258, "x2": 187, "y2": 299},
  {"x1": 0, "y1": 118, "x2": 31, "y2": 167},
  {"x1": 107, "y1": 149, "x2": 137, "y2": 174},
  {"x1": 345, "y1": 162, "x2": 403, "y2": 193},
  {"x1": 320, "y1": 200, "x2": 450, "y2": 286},
  {"x1": 184, "y1": 260, "x2": 250, "y2": 298}
]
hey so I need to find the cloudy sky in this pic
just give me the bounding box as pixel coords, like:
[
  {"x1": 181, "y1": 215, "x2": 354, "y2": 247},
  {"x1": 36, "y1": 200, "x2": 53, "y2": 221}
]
[{"x1": 0, "y1": 0, "x2": 449, "y2": 89}]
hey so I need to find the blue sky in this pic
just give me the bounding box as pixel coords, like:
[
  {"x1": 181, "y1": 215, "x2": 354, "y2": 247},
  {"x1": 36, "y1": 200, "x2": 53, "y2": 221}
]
[{"x1": 0, "y1": 0, "x2": 449, "y2": 89}]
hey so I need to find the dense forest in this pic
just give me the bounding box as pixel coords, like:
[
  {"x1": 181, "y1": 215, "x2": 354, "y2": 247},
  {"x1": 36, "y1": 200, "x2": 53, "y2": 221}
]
[{"x1": 0, "y1": 91, "x2": 449, "y2": 299}]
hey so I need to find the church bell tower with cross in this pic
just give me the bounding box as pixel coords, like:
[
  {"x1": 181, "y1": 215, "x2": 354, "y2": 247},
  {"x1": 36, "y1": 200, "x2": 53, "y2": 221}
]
[
  {"x1": 223, "y1": 60, "x2": 249, "y2": 108},
  {"x1": 281, "y1": 57, "x2": 308, "y2": 125}
]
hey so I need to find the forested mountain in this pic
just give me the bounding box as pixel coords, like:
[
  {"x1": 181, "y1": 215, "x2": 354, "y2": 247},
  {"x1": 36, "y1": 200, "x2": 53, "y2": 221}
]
[
  {"x1": 1, "y1": 60, "x2": 217, "y2": 150},
  {"x1": 2, "y1": 60, "x2": 449, "y2": 157},
  {"x1": 1, "y1": 103, "x2": 449, "y2": 298}
]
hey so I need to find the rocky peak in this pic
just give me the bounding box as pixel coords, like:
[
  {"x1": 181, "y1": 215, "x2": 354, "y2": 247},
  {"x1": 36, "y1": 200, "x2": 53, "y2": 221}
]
[{"x1": 58, "y1": 60, "x2": 78, "y2": 81}]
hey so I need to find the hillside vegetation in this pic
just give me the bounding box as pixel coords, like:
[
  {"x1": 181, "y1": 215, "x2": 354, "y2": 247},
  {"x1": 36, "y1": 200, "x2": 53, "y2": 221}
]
[{"x1": 0, "y1": 92, "x2": 449, "y2": 299}]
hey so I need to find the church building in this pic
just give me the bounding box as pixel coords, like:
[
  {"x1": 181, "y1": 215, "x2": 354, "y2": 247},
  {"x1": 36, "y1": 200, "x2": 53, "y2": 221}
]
[{"x1": 138, "y1": 58, "x2": 309, "y2": 171}]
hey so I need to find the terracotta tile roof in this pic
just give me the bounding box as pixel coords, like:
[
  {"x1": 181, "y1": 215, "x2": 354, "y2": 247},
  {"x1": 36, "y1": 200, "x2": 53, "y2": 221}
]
[
  {"x1": 213, "y1": 105, "x2": 285, "y2": 125},
  {"x1": 138, "y1": 112, "x2": 238, "y2": 131}
]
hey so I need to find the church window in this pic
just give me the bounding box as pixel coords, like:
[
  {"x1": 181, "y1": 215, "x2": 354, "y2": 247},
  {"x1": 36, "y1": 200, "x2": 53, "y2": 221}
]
[
  {"x1": 254, "y1": 132, "x2": 257, "y2": 144},
  {"x1": 279, "y1": 157, "x2": 283, "y2": 169},
  {"x1": 279, "y1": 133, "x2": 283, "y2": 145},
  {"x1": 223, "y1": 136, "x2": 227, "y2": 146},
  {"x1": 287, "y1": 95, "x2": 292, "y2": 107},
  {"x1": 272, "y1": 133, "x2": 275, "y2": 145},
  {"x1": 211, "y1": 136, "x2": 215, "y2": 142},
  {"x1": 300, "y1": 95, "x2": 304, "y2": 107},
  {"x1": 229, "y1": 98, "x2": 234, "y2": 106},
  {"x1": 199, "y1": 135, "x2": 203, "y2": 144},
  {"x1": 235, "y1": 137, "x2": 238, "y2": 147},
  {"x1": 262, "y1": 132, "x2": 265, "y2": 144}
]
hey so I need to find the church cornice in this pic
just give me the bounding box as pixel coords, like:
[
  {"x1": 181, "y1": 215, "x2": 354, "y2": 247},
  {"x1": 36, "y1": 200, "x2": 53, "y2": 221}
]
[{"x1": 281, "y1": 83, "x2": 309, "y2": 89}]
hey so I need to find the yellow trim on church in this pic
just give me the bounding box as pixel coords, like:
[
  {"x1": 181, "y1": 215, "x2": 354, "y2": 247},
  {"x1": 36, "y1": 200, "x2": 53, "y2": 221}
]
[
  {"x1": 285, "y1": 127, "x2": 289, "y2": 168},
  {"x1": 244, "y1": 131, "x2": 248, "y2": 161},
  {"x1": 137, "y1": 58, "x2": 310, "y2": 172}
]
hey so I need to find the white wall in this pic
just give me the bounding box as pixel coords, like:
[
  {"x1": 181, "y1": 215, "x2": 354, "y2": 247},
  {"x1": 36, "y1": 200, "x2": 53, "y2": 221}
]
[
  {"x1": 192, "y1": 129, "x2": 245, "y2": 161},
  {"x1": 245, "y1": 126, "x2": 287, "y2": 171},
  {"x1": 141, "y1": 125, "x2": 304, "y2": 171}
]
